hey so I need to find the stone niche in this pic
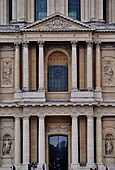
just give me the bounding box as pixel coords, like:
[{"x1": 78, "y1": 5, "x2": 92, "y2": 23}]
[{"x1": 0, "y1": 118, "x2": 14, "y2": 167}]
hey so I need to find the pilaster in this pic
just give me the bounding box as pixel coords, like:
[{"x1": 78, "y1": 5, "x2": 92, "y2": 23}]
[
  {"x1": 14, "y1": 117, "x2": 21, "y2": 165},
  {"x1": 14, "y1": 43, "x2": 21, "y2": 92},
  {"x1": 87, "y1": 116, "x2": 95, "y2": 167},
  {"x1": 71, "y1": 41, "x2": 78, "y2": 91},
  {"x1": 96, "y1": 116, "x2": 104, "y2": 168},
  {"x1": 12, "y1": 0, "x2": 17, "y2": 22},
  {"x1": 71, "y1": 116, "x2": 79, "y2": 169},
  {"x1": 38, "y1": 116, "x2": 45, "y2": 167},
  {"x1": 23, "y1": 116, "x2": 30, "y2": 165},
  {"x1": 22, "y1": 42, "x2": 29, "y2": 92},
  {"x1": 86, "y1": 41, "x2": 93, "y2": 91},
  {"x1": 38, "y1": 41, "x2": 45, "y2": 90},
  {"x1": 95, "y1": 42, "x2": 102, "y2": 101}
]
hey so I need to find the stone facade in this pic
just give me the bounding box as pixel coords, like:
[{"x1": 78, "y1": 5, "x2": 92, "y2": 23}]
[{"x1": 0, "y1": 1, "x2": 115, "y2": 170}]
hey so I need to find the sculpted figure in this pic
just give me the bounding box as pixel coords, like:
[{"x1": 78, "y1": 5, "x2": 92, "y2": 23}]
[
  {"x1": 2, "y1": 139, "x2": 12, "y2": 155},
  {"x1": 105, "y1": 138, "x2": 113, "y2": 154}
]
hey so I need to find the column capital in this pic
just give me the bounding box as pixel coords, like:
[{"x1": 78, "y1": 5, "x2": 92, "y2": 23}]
[
  {"x1": 22, "y1": 41, "x2": 29, "y2": 48},
  {"x1": 14, "y1": 42, "x2": 20, "y2": 48},
  {"x1": 38, "y1": 41, "x2": 44, "y2": 47},
  {"x1": 95, "y1": 41, "x2": 101, "y2": 46},
  {"x1": 86, "y1": 41, "x2": 93, "y2": 46},
  {"x1": 71, "y1": 41, "x2": 78, "y2": 47}
]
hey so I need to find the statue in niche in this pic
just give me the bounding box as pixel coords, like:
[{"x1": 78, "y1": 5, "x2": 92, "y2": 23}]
[
  {"x1": 105, "y1": 138, "x2": 114, "y2": 154},
  {"x1": 2, "y1": 139, "x2": 12, "y2": 155}
]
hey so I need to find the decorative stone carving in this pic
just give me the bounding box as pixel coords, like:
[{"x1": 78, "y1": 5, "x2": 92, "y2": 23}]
[
  {"x1": 45, "y1": 17, "x2": 71, "y2": 30},
  {"x1": 102, "y1": 56, "x2": 115, "y2": 86},
  {"x1": 1, "y1": 59, "x2": 13, "y2": 87},
  {"x1": 103, "y1": 60, "x2": 114, "y2": 84}
]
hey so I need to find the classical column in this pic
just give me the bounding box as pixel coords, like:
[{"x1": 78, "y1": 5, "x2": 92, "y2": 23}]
[
  {"x1": 95, "y1": 42, "x2": 101, "y2": 91},
  {"x1": 86, "y1": 41, "x2": 93, "y2": 90},
  {"x1": 71, "y1": 41, "x2": 78, "y2": 91},
  {"x1": 96, "y1": 116, "x2": 103, "y2": 166},
  {"x1": 90, "y1": 0, "x2": 95, "y2": 20},
  {"x1": 12, "y1": 0, "x2": 17, "y2": 21},
  {"x1": 23, "y1": 116, "x2": 30, "y2": 165},
  {"x1": 38, "y1": 116, "x2": 45, "y2": 166},
  {"x1": 0, "y1": 0, "x2": 4, "y2": 23},
  {"x1": 98, "y1": 0, "x2": 103, "y2": 21},
  {"x1": 15, "y1": 117, "x2": 21, "y2": 165},
  {"x1": 38, "y1": 41, "x2": 45, "y2": 90},
  {"x1": 87, "y1": 116, "x2": 95, "y2": 167},
  {"x1": 71, "y1": 116, "x2": 79, "y2": 169},
  {"x1": 85, "y1": 0, "x2": 89, "y2": 21},
  {"x1": 17, "y1": 0, "x2": 26, "y2": 21},
  {"x1": 14, "y1": 43, "x2": 20, "y2": 92},
  {"x1": 22, "y1": 42, "x2": 29, "y2": 91}
]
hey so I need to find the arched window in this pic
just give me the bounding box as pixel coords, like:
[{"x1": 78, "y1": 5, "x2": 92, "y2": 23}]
[
  {"x1": 68, "y1": 0, "x2": 80, "y2": 20},
  {"x1": 35, "y1": 0, "x2": 47, "y2": 20},
  {"x1": 48, "y1": 51, "x2": 68, "y2": 92}
]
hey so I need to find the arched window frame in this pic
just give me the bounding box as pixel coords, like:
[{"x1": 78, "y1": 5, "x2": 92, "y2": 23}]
[{"x1": 45, "y1": 48, "x2": 71, "y2": 93}]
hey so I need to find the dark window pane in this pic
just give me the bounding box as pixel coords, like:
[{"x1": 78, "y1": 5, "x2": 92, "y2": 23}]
[
  {"x1": 35, "y1": 0, "x2": 47, "y2": 20},
  {"x1": 68, "y1": 0, "x2": 80, "y2": 20},
  {"x1": 48, "y1": 65, "x2": 68, "y2": 92}
]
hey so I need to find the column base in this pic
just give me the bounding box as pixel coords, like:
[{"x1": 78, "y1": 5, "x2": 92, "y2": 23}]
[
  {"x1": 94, "y1": 89, "x2": 102, "y2": 102},
  {"x1": 96, "y1": 164, "x2": 105, "y2": 170},
  {"x1": 71, "y1": 163, "x2": 80, "y2": 170},
  {"x1": 86, "y1": 163, "x2": 96, "y2": 168}
]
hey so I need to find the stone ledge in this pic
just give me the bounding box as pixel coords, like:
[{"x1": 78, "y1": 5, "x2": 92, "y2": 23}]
[{"x1": 70, "y1": 91, "x2": 94, "y2": 102}]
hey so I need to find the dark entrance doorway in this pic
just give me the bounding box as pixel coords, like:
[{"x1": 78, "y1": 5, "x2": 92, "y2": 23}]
[{"x1": 49, "y1": 135, "x2": 68, "y2": 170}]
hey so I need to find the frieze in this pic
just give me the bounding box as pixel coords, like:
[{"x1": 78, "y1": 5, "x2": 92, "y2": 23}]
[
  {"x1": 0, "y1": 107, "x2": 22, "y2": 117},
  {"x1": 47, "y1": 125, "x2": 69, "y2": 133},
  {"x1": 23, "y1": 105, "x2": 93, "y2": 116},
  {"x1": 101, "y1": 43, "x2": 115, "y2": 49},
  {"x1": 94, "y1": 106, "x2": 115, "y2": 115},
  {"x1": 1, "y1": 58, "x2": 13, "y2": 87},
  {"x1": 0, "y1": 44, "x2": 14, "y2": 50}
]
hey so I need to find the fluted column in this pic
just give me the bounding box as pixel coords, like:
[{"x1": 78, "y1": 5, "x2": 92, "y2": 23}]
[
  {"x1": 15, "y1": 117, "x2": 21, "y2": 165},
  {"x1": 95, "y1": 42, "x2": 101, "y2": 91},
  {"x1": 90, "y1": 0, "x2": 95, "y2": 20},
  {"x1": 96, "y1": 116, "x2": 103, "y2": 166},
  {"x1": 17, "y1": 0, "x2": 26, "y2": 21},
  {"x1": 98, "y1": 0, "x2": 103, "y2": 21},
  {"x1": 71, "y1": 116, "x2": 79, "y2": 169},
  {"x1": 22, "y1": 42, "x2": 29, "y2": 91},
  {"x1": 87, "y1": 116, "x2": 95, "y2": 167},
  {"x1": 12, "y1": 0, "x2": 17, "y2": 21},
  {"x1": 14, "y1": 43, "x2": 20, "y2": 92},
  {"x1": 71, "y1": 41, "x2": 78, "y2": 91},
  {"x1": 38, "y1": 41, "x2": 44, "y2": 90},
  {"x1": 85, "y1": 0, "x2": 89, "y2": 21},
  {"x1": 0, "y1": 0, "x2": 4, "y2": 23},
  {"x1": 86, "y1": 41, "x2": 93, "y2": 90},
  {"x1": 38, "y1": 116, "x2": 45, "y2": 166},
  {"x1": 23, "y1": 116, "x2": 30, "y2": 164}
]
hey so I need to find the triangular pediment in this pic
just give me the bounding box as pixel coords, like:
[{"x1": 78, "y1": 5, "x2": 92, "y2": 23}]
[{"x1": 22, "y1": 13, "x2": 93, "y2": 32}]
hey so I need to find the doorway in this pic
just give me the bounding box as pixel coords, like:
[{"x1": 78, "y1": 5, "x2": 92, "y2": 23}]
[{"x1": 49, "y1": 135, "x2": 68, "y2": 170}]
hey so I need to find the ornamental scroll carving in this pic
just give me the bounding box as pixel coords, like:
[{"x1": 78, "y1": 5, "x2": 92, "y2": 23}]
[
  {"x1": 1, "y1": 59, "x2": 13, "y2": 87},
  {"x1": 102, "y1": 57, "x2": 115, "y2": 86},
  {"x1": 45, "y1": 17, "x2": 71, "y2": 30}
]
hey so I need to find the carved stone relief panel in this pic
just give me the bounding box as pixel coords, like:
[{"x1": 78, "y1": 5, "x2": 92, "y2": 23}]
[
  {"x1": 1, "y1": 58, "x2": 13, "y2": 87},
  {"x1": 102, "y1": 56, "x2": 115, "y2": 86}
]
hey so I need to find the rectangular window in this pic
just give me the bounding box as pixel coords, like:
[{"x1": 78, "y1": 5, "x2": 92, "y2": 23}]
[
  {"x1": 35, "y1": 0, "x2": 47, "y2": 20},
  {"x1": 68, "y1": 0, "x2": 80, "y2": 20}
]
